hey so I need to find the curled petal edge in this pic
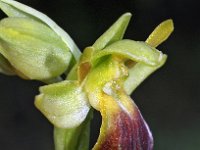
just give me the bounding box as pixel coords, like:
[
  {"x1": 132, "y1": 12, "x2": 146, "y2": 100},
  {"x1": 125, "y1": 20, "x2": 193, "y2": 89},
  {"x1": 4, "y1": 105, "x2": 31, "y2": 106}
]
[{"x1": 35, "y1": 80, "x2": 90, "y2": 129}]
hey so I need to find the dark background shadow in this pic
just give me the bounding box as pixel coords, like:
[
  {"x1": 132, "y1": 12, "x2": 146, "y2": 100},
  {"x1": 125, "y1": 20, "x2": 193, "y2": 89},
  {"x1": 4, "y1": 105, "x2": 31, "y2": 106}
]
[{"x1": 0, "y1": 0, "x2": 200, "y2": 149}]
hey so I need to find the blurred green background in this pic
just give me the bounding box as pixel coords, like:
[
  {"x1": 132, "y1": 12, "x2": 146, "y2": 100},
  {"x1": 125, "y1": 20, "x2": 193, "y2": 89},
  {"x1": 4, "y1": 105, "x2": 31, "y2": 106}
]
[{"x1": 0, "y1": 0, "x2": 199, "y2": 149}]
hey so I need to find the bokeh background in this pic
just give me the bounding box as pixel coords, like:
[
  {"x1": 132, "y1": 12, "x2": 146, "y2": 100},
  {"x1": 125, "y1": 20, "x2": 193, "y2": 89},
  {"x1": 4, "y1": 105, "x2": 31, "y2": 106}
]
[{"x1": 0, "y1": 0, "x2": 199, "y2": 149}]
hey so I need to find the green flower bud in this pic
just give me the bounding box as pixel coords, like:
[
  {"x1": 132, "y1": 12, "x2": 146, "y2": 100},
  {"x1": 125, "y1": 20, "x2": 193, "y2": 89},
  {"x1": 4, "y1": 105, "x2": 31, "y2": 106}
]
[{"x1": 0, "y1": 17, "x2": 72, "y2": 80}]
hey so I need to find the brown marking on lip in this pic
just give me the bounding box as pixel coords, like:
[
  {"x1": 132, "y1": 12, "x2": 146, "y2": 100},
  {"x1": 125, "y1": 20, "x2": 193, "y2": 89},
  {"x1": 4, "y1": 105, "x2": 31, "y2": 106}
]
[
  {"x1": 97, "y1": 104, "x2": 153, "y2": 150},
  {"x1": 92, "y1": 81, "x2": 153, "y2": 150}
]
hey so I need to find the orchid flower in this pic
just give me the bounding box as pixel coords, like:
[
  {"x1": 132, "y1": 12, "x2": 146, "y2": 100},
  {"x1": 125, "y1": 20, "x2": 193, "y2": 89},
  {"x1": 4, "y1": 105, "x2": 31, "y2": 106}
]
[{"x1": 0, "y1": 0, "x2": 174, "y2": 149}]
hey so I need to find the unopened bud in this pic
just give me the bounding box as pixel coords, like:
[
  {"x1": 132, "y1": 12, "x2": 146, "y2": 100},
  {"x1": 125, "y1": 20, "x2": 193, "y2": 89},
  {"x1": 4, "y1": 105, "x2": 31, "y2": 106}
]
[{"x1": 0, "y1": 17, "x2": 72, "y2": 81}]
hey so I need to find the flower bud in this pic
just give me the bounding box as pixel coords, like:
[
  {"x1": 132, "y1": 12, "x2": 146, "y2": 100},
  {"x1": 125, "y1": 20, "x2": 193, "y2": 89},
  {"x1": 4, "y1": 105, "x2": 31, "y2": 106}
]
[{"x1": 0, "y1": 17, "x2": 72, "y2": 81}]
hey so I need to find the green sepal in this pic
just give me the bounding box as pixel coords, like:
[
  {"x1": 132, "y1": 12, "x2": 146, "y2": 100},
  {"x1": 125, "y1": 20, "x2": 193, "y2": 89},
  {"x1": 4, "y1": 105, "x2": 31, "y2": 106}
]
[
  {"x1": 92, "y1": 13, "x2": 131, "y2": 51},
  {"x1": 0, "y1": 53, "x2": 15, "y2": 75},
  {"x1": 124, "y1": 55, "x2": 167, "y2": 94},
  {"x1": 124, "y1": 19, "x2": 174, "y2": 94},
  {"x1": 0, "y1": 0, "x2": 35, "y2": 18},
  {"x1": 35, "y1": 80, "x2": 90, "y2": 128},
  {"x1": 92, "y1": 39, "x2": 165, "y2": 67},
  {"x1": 0, "y1": 17, "x2": 72, "y2": 80},
  {"x1": 0, "y1": 0, "x2": 81, "y2": 61},
  {"x1": 54, "y1": 109, "x2": 93, "y2": 150},
  {"x1": 66, "y1": 63, "x2": 78, "y2": 80}
]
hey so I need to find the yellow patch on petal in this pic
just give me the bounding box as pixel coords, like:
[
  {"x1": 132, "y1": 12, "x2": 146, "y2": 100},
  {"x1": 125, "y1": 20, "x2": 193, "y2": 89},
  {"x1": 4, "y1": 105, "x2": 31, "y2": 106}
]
[
  {"x1": 85, "y1": 56, "x2": 128, "y2": 110},
  {"x1": 146, "y1": 19, "x2": 174, "y2": 47}
]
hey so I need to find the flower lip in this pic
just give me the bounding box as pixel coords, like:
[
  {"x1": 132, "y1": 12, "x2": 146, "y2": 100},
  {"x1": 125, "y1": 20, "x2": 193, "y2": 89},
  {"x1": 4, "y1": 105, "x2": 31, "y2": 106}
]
[
  {"x1": 92, "y1": 84, "x2": 154, "y2": 150},
  {"x1": 99, "y1": 108, "x2": 153, "y2": 150}
]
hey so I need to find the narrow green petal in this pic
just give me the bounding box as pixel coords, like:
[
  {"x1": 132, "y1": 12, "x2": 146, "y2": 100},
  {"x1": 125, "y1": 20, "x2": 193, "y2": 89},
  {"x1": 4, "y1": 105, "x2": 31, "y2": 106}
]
[
  {"x1": 66, "y1": 63, "x2": 78, "y2": 80},
  {"x1": 35, "y1": 80, "x2": 90, "y2": 128},
  {"x1": 92, "y1": 13, "x2": 131, "y2": 51},
  {"x1": 146, "y1": 19, "x2": 174, "y2": 47},
  {"x1": 124, "y1": 20, "x2": 173, "y2": 94},
  {"x1": 77, "y1": 47, "x2": 95, "y2": 82},
  {"x1": 0, "y1": 53, "x2": 15, "y2": 75},
  {"x1": 92, "y1": 39, "x2": 165, "y2": 66},
  {"x1": 0, "y1": 0, "x2": 81, "y2": 61}
]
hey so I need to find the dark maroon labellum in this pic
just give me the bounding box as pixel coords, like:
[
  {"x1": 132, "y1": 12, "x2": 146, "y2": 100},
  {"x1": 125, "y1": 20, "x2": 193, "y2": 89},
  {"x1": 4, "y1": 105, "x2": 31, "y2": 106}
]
[{"x1": 98, "y1": 104, "x2": 153, "y2": 150}]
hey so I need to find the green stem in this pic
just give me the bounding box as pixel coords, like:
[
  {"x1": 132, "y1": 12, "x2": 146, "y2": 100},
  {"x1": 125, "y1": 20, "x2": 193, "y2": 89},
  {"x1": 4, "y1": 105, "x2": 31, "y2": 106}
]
[{"x1": 54, "y1": 109, "x2": 93, "y2": 150}]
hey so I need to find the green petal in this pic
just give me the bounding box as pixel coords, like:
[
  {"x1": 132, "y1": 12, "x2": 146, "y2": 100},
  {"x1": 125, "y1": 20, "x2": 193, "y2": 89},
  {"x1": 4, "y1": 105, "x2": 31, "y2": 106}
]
[
  {"x1": 124, "y1": 55, "x2": 167, "y2": 95},
  {"x1": 92, "y1": 13, "x2": 131, "y2": 51},
  {"x1": 0, "y1": 0, "x2": 81, "y2": 61},
  {"x1": 146, "y1": 19, "x2": 174, "y2": 47},
  {"x1": 35, "y1": 80, "x2": 90, "y2": 128},
  {"x1": 0, "y1": 17, "x2": 72, "y2": 80},
  {"x1": 92, "y1": 39, "x2": 165, "y2": 66},
  {"x1": 0, "y1": 52, "x2": 15, "y2": 75},
  {"x1": 124, "y1": 19, "x2": 173, "y2": 94}
]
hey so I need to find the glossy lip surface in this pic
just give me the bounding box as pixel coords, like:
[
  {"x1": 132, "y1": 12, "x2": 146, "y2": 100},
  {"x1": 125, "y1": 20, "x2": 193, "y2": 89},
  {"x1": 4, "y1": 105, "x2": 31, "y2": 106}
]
[
  {"x1": 93, "y1": 87, "x2": 153, "y2": 150},
  {"x1": 99, "y1": 106, "x2": 153, "y2": 150}
]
